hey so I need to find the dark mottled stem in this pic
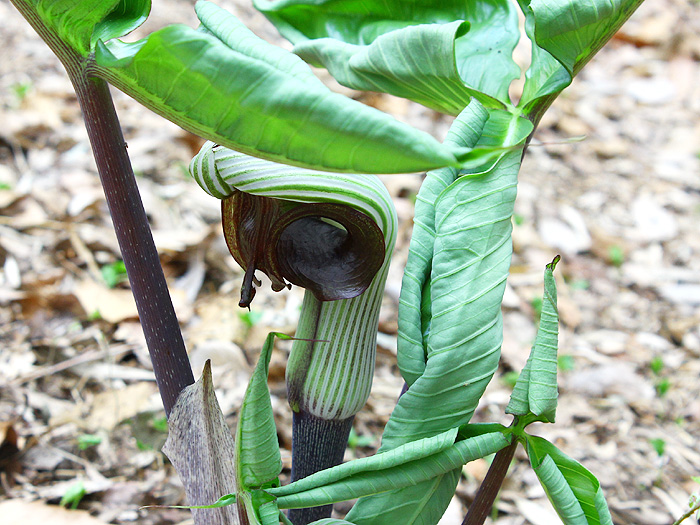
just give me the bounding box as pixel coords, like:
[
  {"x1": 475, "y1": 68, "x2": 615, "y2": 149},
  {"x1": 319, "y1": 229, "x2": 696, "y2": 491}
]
[
  {"x1": 288, "y1": 411, "x2": 354, "y2": 525},
  {"x1": 462, "y1": 439, "x2": 518, "y2": 525},
  {"x1": 10, "y1": 0, "x2": 194, "y2": 415},
  {"x1": 71, "y1": 73, "x2": 194, "y2": 415}
]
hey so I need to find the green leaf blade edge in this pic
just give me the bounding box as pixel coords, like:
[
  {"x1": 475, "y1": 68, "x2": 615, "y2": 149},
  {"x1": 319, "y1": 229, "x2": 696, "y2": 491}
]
[{"x1": 92, "y1": 1, "x2": 468, "y2": 174}]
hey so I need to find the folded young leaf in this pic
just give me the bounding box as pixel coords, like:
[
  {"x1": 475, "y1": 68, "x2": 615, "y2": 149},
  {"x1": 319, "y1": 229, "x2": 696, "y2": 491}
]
[
  {"x1": 397, "y1": 100, "x2": 490, "y2": 386},
  {"x1": 526, "y1": 435, "x2": 613, "y2": 525},
  {"x1": 506, "y1": 255, "x2": 560, "y2": 423},
  {"x1": 385, "y1": 109, "x2": 531, "y2": 451},
  {"x1": 351, "y1": 109, "x2": 530, "y2": 525},
  {"x1": 270, "y1": 428, "x2": 459, "y2": 499},
  {"x1": 344, "y1": 425, "x2": 509, "y2": 524},
  {"x1": 236, "y1": 332, "x2": 283, "y2": 490},
  {"x1": 518, "y1": 0, "x2": 645, "y2": 120},
  {"x1": 92, "y1": 1, "x2": 469, "y2": 174},
  {"x1": 272, "y1": 429, "x2": 509, "y2": 512}
]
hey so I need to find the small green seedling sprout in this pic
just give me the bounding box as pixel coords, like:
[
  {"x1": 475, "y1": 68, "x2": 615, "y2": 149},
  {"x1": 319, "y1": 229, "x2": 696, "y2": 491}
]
[
  {"x1": 101, "y1": 260, "x2": 128, "y2": 288},
  {"x1": 150, "y1": 415, "x2": 168, "y2": 433},
  {"x1": 650, "y1": 355, "x2": 665, "y2": 375},
  {"x1": 557, "y1": 355, "x2": 576, "y2": 372},
  {"x1": 77, "y1": 434, "x2": 102, "y2": 450},
  {"x1": 60, "y1": 480, "x2": 86, "y2": 509},
  {"x1": 650, "y1": 438, "x2": 666, "y2": 457},
  {"x1": 608, "y1": 245, "x2": 625, "y2": 267}
]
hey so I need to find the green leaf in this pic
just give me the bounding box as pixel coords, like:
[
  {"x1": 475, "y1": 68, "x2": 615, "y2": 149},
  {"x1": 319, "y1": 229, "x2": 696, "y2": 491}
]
[
  {"x1": 397, "y1": 100, "x2": 490, "y2": 387},
  {"x1": 344, "y1": 426, "x2": 508, "y2": 524},
  {"x1": 255, "y1": 491, "x2": 282, "y2": 525},
  {"x1": 253, "y1": 0, "x2": 516, "y2": 48},
  {"x1": 269, "y1": 428, "x2": 509, "y2": 512},
  {"x1": 385, "y1": 109, "x2": 531, "y2": 451},
  {"x1": 92, "y1": 1, "x2": 469, "y2": 174},
  {"x1": 271, "y1": 428, "x2": 460, "y2": 499},
  {"x1": 351, "y1": 110, "x2": 530, "y2": 524},
  {"x1": 294, "y1": 22, "x2": 475, "y2": 115},
  {"x1": 526, "y1": 435, "x2": 613, "y2": 525},
  {"x1": 518, "y1": 0, "x2": 645, "y2": 119},
  {"x1": 257, "y1": 0, "x2": 520, "y2": 111},
  {"x1": 506, "y1": 255, "x2": 560, "y2": 423},
  {"x1": 34, "y1": 0, "x2": 149, "y2": 56},
  {"x1": 236, "y1": 332, "x2": 283, "y2": 489}
]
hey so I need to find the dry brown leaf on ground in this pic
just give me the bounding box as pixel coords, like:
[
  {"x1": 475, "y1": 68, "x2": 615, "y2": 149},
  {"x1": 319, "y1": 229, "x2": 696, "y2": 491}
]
[
  {"x1": 0, "y1": 499, "x2": 110, "y2": 524},
  {"x1": 72, "y1": 279, "x2": 139, "y2": 323},
  {"x1": 51, "y1": 382, "x2": 158, "y2": 432}
]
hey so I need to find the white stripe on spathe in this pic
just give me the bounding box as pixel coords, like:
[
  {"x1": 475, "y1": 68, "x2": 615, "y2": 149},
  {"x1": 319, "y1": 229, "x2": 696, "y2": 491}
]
[{"x1": 190, "y1": 142, "x2": 396, "y2": 245}]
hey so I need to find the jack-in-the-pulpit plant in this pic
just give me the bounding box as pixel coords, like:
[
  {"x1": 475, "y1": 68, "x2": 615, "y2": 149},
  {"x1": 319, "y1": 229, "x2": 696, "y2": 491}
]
[
  {"x1": 191, "y1": 141, "x2": 398, "y2": 523},
  {"x1": 9, "y1": 0, "x2": 647, "y2": 524}
]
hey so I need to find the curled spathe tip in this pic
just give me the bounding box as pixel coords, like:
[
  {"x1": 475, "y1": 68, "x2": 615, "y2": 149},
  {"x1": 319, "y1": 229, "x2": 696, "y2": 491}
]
[{"x1": 222, "y1": 191, "x2": 385, "y2": 308}]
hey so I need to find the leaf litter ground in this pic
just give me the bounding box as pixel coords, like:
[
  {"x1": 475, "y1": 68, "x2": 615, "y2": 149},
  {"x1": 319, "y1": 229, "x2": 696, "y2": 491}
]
[{"x1": 1, "y1": 0, "x2": 700, "y2": 524}]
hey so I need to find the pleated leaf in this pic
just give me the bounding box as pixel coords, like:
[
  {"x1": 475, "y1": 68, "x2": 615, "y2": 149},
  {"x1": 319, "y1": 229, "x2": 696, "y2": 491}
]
[
  {"x1": 526, "y1": 435, "x2": 613, "y2": 525},
  {"x1": 518, "y1": 0, "x2": 645, "y2": 118},
  {"x1": 256, "y1": 0, "x2": 520, "y2": 110},
  {"x1": 256, "y1": 493, "x2": 282, "y2": 525},
  {"x1": 271, "y1": 428, "x2": 509, "y2": 511},
  {"x1": 91, "y1": 1, "x2": 468, "y2": 174},
  {"x1": 235, "y1": 332, "x2": 283, "y2": 489},
  {"x1": 254, "y1": 0, "x2": 512, "y2": 44},
  {"x1": 384, "y1": 109, "x2": 532, "y2": 451},
  {"x1": 348, "y1": 110, "x2": 531, "y2": 525},
  {"x1": 506, "y1": 255, "x2": 560, "y2": 422},
  {"x1": 397, "y1": 100, "x2": 490, "y2": 386},
  {"x1": 293, "y1": 22, "x2": 477, "y2": 115},
  {"x1": 384, "y1": 149, "x2": 518, "y2": 445}
]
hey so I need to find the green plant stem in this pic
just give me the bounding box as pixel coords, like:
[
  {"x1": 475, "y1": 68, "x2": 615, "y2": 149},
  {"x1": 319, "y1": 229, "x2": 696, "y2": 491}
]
[
  {"x1": 462, "y1": 439, "x2": 518, "y2": 525},
  {"x1": 672, "y1": 501, "x2": 700, "y2": 525},
  {"x1": 288, "y1": 411, "x2": 353, "y2": 524},
  {"x1": 10, "y1": 0, "x2": 194, "y2": 416}
]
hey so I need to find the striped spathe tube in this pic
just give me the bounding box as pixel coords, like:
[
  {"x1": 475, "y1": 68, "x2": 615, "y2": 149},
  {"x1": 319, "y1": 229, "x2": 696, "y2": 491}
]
[{"x1": 189, "y1": 140, "x2": 397, "y2": 420}]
